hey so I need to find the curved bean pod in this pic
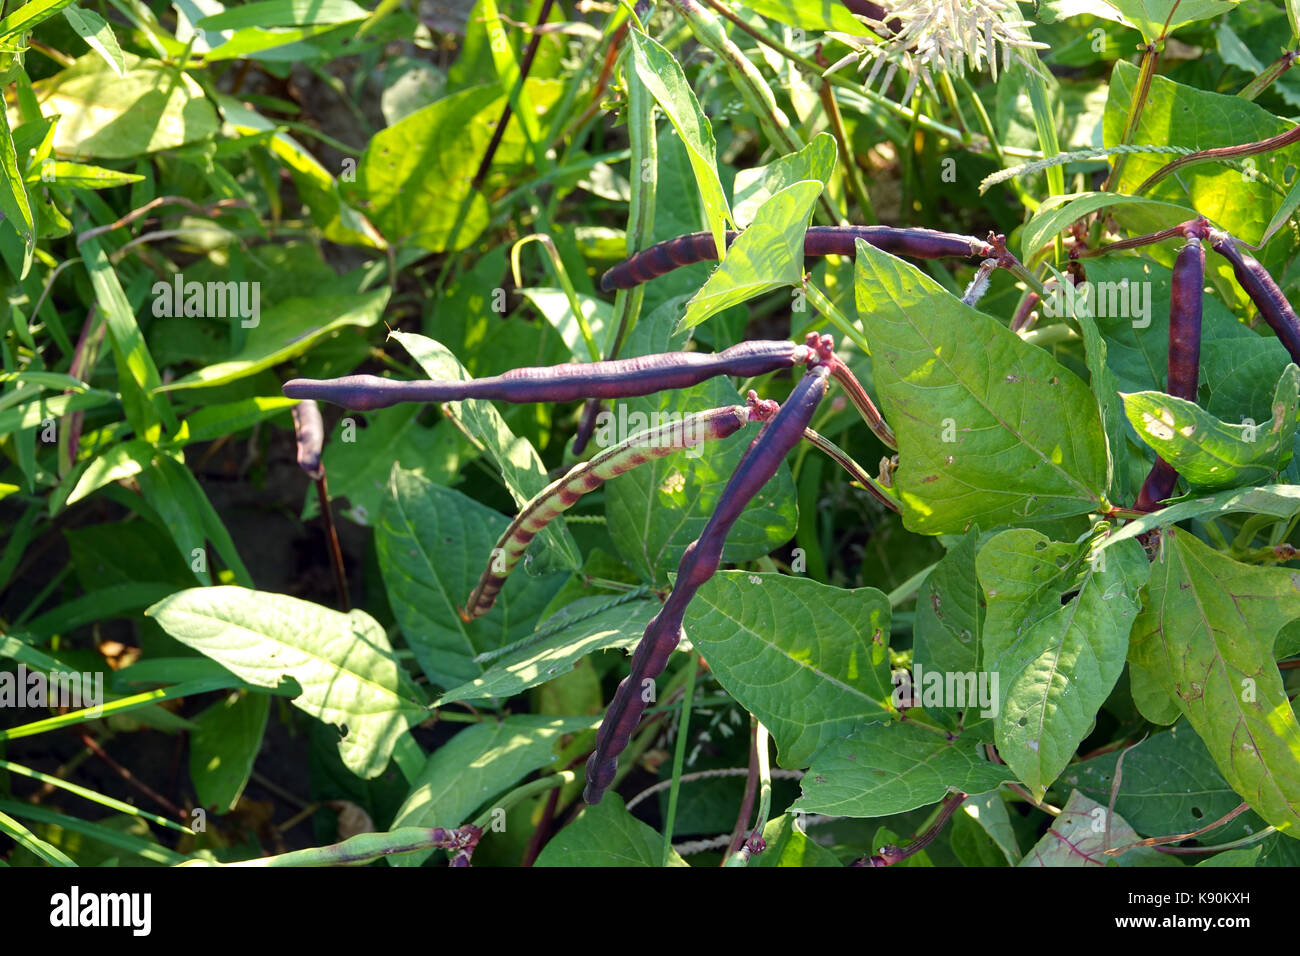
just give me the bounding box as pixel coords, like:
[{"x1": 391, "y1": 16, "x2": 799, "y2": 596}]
[
  {"x1": 282, "y1": 340, "x2": 813, "y2": 411},
  {"x1": 291, "y1": 400, "x2": 325, "y2": 480},
  {"x1": 462, "y1": 398, "x2": 778, "y2": 620},
  {"x1": 598, "y1": 226, "x2": 995, "y2": 291},
  {"x1": 1209, "y1": 230, "x2": 1300, "y2": 365},
  {"x1": 583, "y1": 362, "x2": 831, "y2": 804}
]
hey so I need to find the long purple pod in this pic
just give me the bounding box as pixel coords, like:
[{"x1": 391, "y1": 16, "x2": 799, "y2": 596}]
[
  {"x1": 598, "y1": 226, "x2": 995, "y2": 291},
  {"x1": 281, "y1": 340, "x2": 812, "y2": 411},
  {"x1": 462, "y1": 400, "x2": 777, "y2": 620},
  {"x1": 1210, "y1": 230, "x2": 1300, "y2": 365},
  {"x1": 1135, "y1": 238, "x2": 1204, "y2": 513},
  {"x1": 582, "y1": 362, "x2": 831, "y2": 804}
]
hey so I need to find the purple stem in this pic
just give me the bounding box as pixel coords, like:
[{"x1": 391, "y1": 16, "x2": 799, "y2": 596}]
[
  {"x1": 582, "y1": 361, "x2": 831, "y2": 804},
  {"x1": 282, "y1": 340, "x2": 814, "y2": 411}
]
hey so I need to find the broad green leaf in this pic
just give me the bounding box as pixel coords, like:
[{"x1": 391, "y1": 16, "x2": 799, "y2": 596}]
[
  {"x1": 1019, "y1": 191, "x2": 1191, "y2": 262},
  {"x1": 35, "y1": 54, "x2": 219, "y2": 158},
  {"x1": 912, "y1": 528, "x2": 983, "y2": 727},
  {"x1": 1104, "y1": 60, "x2": 1300, "y2": 245},
  {"x1": 63, "y1": 5, "x2": 125, "y2": 76},
  {"x1": 67, "y1": 439, "x2": 178, "y2": 505},
  {"x1": 1121, "y1": 364, "x2": 1300, "y2": 489},
  {"x1": 1102, "y1": 0, "x2": 1240, "y2": 40},
  {"x1": 197, "y1": 0, "x2": 367, "y2": 29},
  {"x1": 854, "y1": 240, "x2": 1109, "y2": 532},
  {"x1": 748, "y1": 814, "x2": 842, "y2": 867},
  {"x1": 376, "y1": 467, "x2": 566, "y2": 689},
  {"x1": 434, "y1": 596, "x2": 655, "y2": 706},
  {"x1": 390, "y1": 715, "x2": 593, "y2": 866},
  {"x1": 732, "y1": 132, "x2": 837, "y2": 228},
  {"x1": 534, "y1": 793, "x2": 689, "y2": 866},
  {"x1": 155, "y1": 289, "x2": 388, "y2": 391},
  {"x1": 687, "y1": 571, "x2": 895, "y2": 768},
  {"x1": 628, "y1": 30, "x2": 731, "y2": 256},
  {"x1": 189, "y1": 690, "x2": 269, "y2": 813},
  {"x1": 959, "y1": 790, "x2": 1021, "y2": 864},
  {"x1": 605, "y1": 380, "x2": 797, "y2": 583},
  {"x1": 680, "y1": 180, "x2": 823, "y2": 330},
  {"x1": 0, "y1": 96, "x2": 34, "y2": 277},
  {"x1": 793, "y1": 721, "x2": 1013, "y2": 818},
  {"x1": 1128, "y1": 528, "x2": 1300, "y2": 834},
  {"x1": 146, "y1": 586, "x2": 425, "y2": 778},
  {"x1": 977, "y1": 531, "x2": 1149, "y2": 796},
  {"x1": 390, "y1": 331, "x2": 581, "y2": 573},
  {"x1": 1019, "y1": 790, "x2": 1142, "y2": 865},
  {"x1": 1098, "y1": 483, "x2": 1300, "y2": 554},
  {"x1": 303, "y1": 405, "x2": 465, "y2": 526},
  {"x1": 1062, "y1": 722, "x2": 1268, "y2": 843}
]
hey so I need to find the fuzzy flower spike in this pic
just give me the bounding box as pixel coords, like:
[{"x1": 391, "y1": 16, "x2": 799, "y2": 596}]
[{"x1": 826, "y1": 0, "x2": 1049, "y2": 103}]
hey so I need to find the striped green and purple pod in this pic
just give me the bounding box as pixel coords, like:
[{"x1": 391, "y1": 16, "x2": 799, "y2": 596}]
[{"x1": 462, "y1": 398, "x2": 778, "y2": 620}]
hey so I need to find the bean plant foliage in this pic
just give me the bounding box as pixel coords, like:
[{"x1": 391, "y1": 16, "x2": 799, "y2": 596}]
[{"x1": 2, "y1": 0, "x2": 1300, "y2": 872}]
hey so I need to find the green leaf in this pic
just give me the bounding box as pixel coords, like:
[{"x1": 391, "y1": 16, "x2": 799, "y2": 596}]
[
  {"x1": 517, "y1": 287, "x2": 612, "y2": 361},
  {"x1": 1128, "y1": 528, "x2": 1300, "y2": 834},
  {"x1": 390, "y1": 331, "x2": 581, "y2": 573},
  {"x1": 63, "y1": 5, "x2": 125, "y2": 77},
  {"x1": 0, "y1": 811, "x2": 76, "y2": 867},
  {"x1": 182, "y1": 396, "x2": 298, "y2": 442},
  {"x1": 156, "y1": 289, "x2": 388, "y2": 392},
  {"x1": 304, "y1": 405, "x2": 466, "y2": 526},
  {"x1": 376, "y1": 467, "x2": 566, "y2": 689},
  {"x1": 390, "y1": 715, "x2": 593, "y2": 866},
  {"x1": 189, "y1": 691, "x2": 269, "y2": 813},
  {"x1": 628, "y1": 30, "x2": 732, "y2": 256},
  {"x1": 1019, "y1": 790, "x2": 1142, "y2": 865},
  {"x1": 197, "y1": 0, "x2": 367, "y2": 29},
  {"x1": 1121, "y1": 364, "x2": 1300, "y2": 489},
  {"x1": 534, "y1": 793, "x2": 689, "y2": 866},
  {"x1": 1019, "y1": 191, "x2": 1191, "y2": 262},
  {"x1": 680, "y1": 179, "x2": 823, "y2": 330},
  {"x1": 1102, "y1": 0, "x2": 1241, "y2": 41},
  {"x1": 737, "y1": 0, "x2": 865, "y2": 31},
  {"x1": 434, "y1": 596, "x2": 655, "y2": 706},
  {"x1": 793, "y1": 721, "x2": 1013, "y2": 818},
  {"x1": 135, "y1": 455, "x2": 252, "y2": 586},
  {"x1": 748, "y1": 813, "x2": 843, "y2": 867},
  {"x1": 1097, "y1": 484, "x2": 1300, "y2": 555},
  {"x1": 977, "y1": 531, "x2": 1149, "y2": 796},
  {"x1": 604, "y1": 380, "x2": 797, "y2": 583},
  {"x1": 1062, "y1": 722, "x2": 1268, "y2": 843},
  {"x1": 959, "y1": 790, "x2": 1021, "y2": 864},
  {"x1": 26, "y1": 160, "x2": 143, "y2": 188},
  {"x1": 0, "y1": 97, "x2": 34, "y2": 277},
  {"x1": 0, "y1": 0, "x2": 77, "y2": 40},
  {"x1": 67, "y1": 439, "x2": 176, "y2": 506},
  {"x1": 36, "y1": 54, "x2": 220, "y2": 158},
  {"x1": 912, "y1": 528, "x2": 983, "y2": 727},
  {"x1": 732, "y1": 132, "x2": 837, "y2": 228},
  {"x1": 1104, "y1": 60, "x2": 1300, "y2": 245},
  {"x1": 687, "y1": 571, "x2": 895, "y2": 768},
  {"x1": 853, "y1": 240, "x2": 1109, "y2": 532},
  {"x1": 146, "y1": 586, "x2": 426, "y2": 778}
]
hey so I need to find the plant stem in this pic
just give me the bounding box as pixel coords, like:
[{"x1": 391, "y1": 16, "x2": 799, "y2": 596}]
[
  {"x1": 661, "y1": 653, "x2": 698, "y2": 865},
  {"x1": 1106, "y1": 40, "x2": 1161, "y2": 190}
]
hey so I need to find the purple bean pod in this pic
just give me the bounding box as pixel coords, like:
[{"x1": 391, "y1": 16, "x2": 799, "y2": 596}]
[
  {"x1": 282, "y1": 340, "x2": 813, "y2": 411},
  {"x1": 291, "y1": 399, "x2": 326, "y2": 480},
  {"x1": 1134, "y1": 237, "x2": 1205, "y2": 513},
  {"x1": 1209, "y1": 229, "x2": 1300, "y2": 365},
  {"x1": 582, "y1": 362, "x2": 831, "y2": 804},
  {"x1": 598, "y1": 226, "x2": 995, "y2": 291}
]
